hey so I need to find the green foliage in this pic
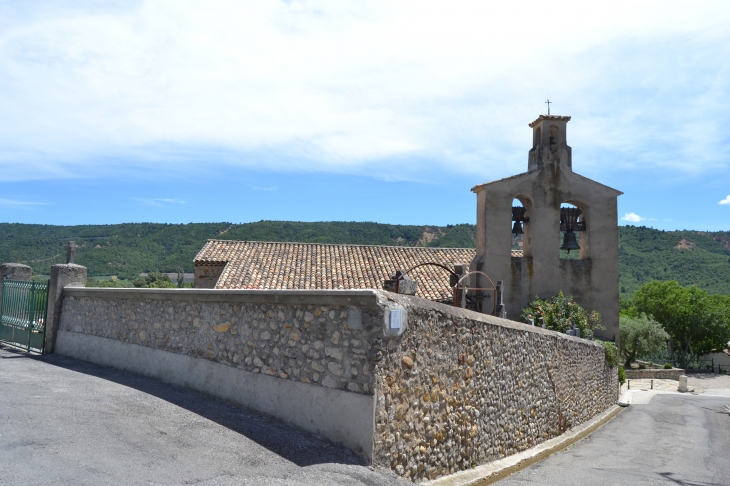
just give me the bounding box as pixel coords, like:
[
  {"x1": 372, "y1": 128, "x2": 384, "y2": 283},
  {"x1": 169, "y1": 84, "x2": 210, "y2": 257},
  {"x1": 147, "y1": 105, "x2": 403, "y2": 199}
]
[
  {"x1": 1, "y1": 223, "x2": 729, "y2": 298},
  {"x1": 634, "y1": 280, "x2": 730, "y2": 368},
  {"x1": 0, "y1": 222, "x2": 232, "y2": 280},
  {"x1": 0, "y1": 221, "x2": 476, "y2": 280},
  {"x1": 664, "y1": 363, "x2": 672, "y2": 369},
  {"x1": 619, "y1": 298, "x2": 635, "y2": 316},
  {"x1": 224, "y1": 221, "x2": 477, "y2": 248},
  {"x1": 600, "y1": 341, "x2": 619, "y2": 368},
  {"x1": 85, "y1": 277, "x2": 130, "y2": 288},
  {"x1": 618, "y1": 365, "x2": 626, "y2": 385},
  {"x1": 521, "y1": 291, "x2": 603, "y2": 338},
  {"x1": 619, "y1": 226, "x2": 730, "y2": 297},
  {"x1": 619, "y1": 314, "x2": 670, "y2": 367},
  {"x1": 133, "y1": 272, "x2": 176, "y2": 288}
]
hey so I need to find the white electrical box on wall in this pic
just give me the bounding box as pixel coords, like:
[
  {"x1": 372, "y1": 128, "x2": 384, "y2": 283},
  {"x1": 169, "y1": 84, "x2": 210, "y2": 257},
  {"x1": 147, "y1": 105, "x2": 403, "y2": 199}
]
[
  {"x1": 389, "y1": 309, "x2": 402, "y2": 330},
  {"x1": 383, "y1": 304, "x2": 407, "y2": 337}
]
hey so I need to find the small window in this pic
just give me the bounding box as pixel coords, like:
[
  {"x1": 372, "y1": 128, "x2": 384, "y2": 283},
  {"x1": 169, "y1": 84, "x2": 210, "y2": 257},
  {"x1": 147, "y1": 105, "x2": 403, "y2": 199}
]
[{"x1": 549, "y1": 126, "x2": 559, "y2": 153}]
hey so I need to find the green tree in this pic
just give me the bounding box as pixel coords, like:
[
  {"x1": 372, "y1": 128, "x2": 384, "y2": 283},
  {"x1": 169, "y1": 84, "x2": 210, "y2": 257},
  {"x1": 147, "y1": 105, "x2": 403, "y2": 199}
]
[
  {"x1": 634, "y1": 280, "x2": 730, "y2": 368},
  {"x1": 133, "y1": 272, "x2": 176, "y2": 288},
  {"x1": 85, "y1": 276, "x2": 129, "y2": 288},
  {"x1": 619, "y1": 314, "x2": 670, "y2": 367},
  {"x1": 619, "y1": 297, "x2": 635, "y2": 317},
  {"x1": 521, "y1": 291, "x2": 603, "y2": 338}
]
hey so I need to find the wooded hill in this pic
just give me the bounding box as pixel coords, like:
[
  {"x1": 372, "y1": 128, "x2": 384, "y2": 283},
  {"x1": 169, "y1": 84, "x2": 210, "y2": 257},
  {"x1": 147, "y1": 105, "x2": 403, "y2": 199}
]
[{"x1": 1, "y1": 222, "x2": 728, "y2": 297}]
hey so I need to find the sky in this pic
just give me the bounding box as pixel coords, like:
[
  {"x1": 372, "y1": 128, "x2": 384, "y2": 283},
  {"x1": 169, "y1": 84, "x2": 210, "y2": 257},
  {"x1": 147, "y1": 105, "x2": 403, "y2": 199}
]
[{"x1": 1, "y1": 0, "x2": 729, "y2": 230}]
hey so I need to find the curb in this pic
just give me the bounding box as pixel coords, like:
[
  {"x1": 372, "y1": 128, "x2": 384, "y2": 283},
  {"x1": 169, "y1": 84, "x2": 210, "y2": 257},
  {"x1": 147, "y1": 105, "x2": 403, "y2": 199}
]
[{"x1": 423, "y1": 404, "x2": 624, "y2": 486}]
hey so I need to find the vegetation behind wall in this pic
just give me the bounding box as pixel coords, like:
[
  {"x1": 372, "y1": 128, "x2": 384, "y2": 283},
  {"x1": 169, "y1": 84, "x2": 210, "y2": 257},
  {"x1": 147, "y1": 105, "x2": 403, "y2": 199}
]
[{"x1": 1, "y1": 222, "x2": 728, "y2": 296}]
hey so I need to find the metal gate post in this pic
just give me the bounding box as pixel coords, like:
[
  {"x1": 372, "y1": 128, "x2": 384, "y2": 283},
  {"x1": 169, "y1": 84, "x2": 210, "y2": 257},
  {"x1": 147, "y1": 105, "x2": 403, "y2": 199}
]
[{"x1": 27, "y1": 282, "x2": 36, "y2": 351}]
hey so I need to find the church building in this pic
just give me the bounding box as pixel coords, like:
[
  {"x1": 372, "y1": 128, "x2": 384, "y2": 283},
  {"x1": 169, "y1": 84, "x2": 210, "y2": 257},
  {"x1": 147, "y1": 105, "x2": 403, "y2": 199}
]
[
  {"x1": 194, "y1": 113, "x2": 622, "y2": 342},
  {"x1": 471, "y1": 114, "x2": 622, "y2": 341}
]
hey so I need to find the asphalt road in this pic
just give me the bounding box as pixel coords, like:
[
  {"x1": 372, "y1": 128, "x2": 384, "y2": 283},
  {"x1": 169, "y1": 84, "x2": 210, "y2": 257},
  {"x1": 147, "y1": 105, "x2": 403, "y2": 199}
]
[
  {"x1": 0, "y1": 345, "x2": 403, "y2": 486},
  {"x1": 495, "y1": 391, "x2": 730, "y2": 486},
  {"x1": 5, "y1": 344, "x2": 729, "y2": 486}
]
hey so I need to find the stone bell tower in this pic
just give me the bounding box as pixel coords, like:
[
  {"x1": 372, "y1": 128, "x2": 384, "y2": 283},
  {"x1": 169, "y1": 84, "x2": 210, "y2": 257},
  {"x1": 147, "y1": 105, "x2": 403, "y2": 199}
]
[{"x1": 471, "y1": 115, "x2": 622, "y2": 342}]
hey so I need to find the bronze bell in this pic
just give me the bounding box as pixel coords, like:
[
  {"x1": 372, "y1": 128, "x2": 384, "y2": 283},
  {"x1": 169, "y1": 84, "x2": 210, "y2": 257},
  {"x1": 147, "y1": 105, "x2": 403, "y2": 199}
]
[
  {"x1": 560, "y1": 231, "x2": 580, "y2": 253},
  {"x1": 511, "y1": 221, "x2": 523, "y2": 235}
]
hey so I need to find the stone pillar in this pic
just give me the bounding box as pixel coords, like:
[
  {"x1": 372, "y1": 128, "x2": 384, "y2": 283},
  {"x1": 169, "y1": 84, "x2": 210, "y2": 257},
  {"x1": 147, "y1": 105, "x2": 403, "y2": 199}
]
[
  {"x1": 45, "y1": 264, "x2": 87, "y2": 354},
  {"x1": 678, "y1": 375, "x2": 688, "y2": 393},
  {"x1": 0, "y1": 263, "x2": 32, "y2": 300}
]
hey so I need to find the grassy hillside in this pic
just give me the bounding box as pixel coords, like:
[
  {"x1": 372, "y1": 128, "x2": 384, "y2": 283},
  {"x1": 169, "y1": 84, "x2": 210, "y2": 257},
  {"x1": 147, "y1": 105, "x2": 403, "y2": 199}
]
[{"x1": 1, "y1": 222, "x2": 728, "y2": 297}]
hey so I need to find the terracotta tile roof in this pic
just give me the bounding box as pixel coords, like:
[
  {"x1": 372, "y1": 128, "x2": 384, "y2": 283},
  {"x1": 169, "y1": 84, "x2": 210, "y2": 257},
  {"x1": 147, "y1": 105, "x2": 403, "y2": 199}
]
[{"x1": 195, "y1": 240, "x2": 481, "y2": 302}]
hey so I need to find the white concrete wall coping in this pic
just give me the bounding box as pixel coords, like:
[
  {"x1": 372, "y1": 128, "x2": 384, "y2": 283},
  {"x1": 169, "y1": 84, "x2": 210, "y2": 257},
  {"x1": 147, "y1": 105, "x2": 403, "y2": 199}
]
[{"x1": 63, "y1": 287, "x2": 382, "y2": 307}]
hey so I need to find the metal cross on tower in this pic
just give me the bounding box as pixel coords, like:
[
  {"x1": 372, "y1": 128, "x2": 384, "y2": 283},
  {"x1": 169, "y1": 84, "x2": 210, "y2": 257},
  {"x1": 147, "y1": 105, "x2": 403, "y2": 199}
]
[{"x1": 545, "y1": 99, "x2": 552, "y2": 115}]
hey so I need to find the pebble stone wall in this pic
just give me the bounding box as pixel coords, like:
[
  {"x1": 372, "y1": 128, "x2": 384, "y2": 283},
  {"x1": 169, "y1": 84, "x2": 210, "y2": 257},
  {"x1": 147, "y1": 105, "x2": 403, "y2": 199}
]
[
  {"x1": 59, "y1": 294, "x2": 384, "y2": 395},
  {"x1": 371, "y1": 295, "x2": 618, "y2": 482},
  {"x1": 58, "y1": 289, "x2": 616, "y2": 483}
]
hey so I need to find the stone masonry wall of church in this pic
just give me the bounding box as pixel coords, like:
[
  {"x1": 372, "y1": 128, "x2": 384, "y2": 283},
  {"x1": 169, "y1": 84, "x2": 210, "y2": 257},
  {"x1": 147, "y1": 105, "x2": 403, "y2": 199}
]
[
  {"x1": 59, "y1": 295, "x2": 382, "y2": 394},
  {"x1": 371, "y1": 298, "x2": 617, "y2": 482}
]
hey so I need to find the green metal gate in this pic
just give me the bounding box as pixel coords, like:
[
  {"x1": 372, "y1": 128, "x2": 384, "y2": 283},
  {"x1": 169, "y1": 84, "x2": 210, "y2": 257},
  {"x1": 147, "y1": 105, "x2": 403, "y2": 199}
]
[{"x1": 0, "y1": 279, "x2": 49, "y2": 353}]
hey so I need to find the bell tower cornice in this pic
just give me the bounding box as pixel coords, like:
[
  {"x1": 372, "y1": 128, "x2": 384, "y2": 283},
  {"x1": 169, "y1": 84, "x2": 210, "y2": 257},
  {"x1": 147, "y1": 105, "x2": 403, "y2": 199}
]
[
  {"x1": 528, "y1": 114, "x2": 572, "y2": 172},
  {"x1": 528, "y1": 114, "x2": 571, "y2": 128}
]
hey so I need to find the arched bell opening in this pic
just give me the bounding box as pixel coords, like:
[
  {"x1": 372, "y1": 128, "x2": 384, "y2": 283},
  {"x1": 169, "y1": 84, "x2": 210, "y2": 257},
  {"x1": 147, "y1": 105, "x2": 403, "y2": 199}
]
[
  {"x1": 512, "y1": 196, "x2": 533, "y2": 257},
  {"x1": 559, "y1": 201, "x2": 587, "y2": 260}
]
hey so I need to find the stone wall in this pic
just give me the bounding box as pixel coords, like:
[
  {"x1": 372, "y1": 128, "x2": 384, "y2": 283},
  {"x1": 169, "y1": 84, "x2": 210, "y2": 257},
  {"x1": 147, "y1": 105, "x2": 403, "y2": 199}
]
[
  {"x1": 370, "y1": 294, "x2": 617, "y2": 482},
  {"x1": 55, "y1": 288, "x2": 616, "y2": 481},
  {"x1": 625, "y1": 368, "x2": 684, "y2": 381},
  {"x1": 59, "y1": 289, "x2": 384, "y2": 396},
  {"x1": 194, "y1": 263, "x2": 225, "y2": 289}
]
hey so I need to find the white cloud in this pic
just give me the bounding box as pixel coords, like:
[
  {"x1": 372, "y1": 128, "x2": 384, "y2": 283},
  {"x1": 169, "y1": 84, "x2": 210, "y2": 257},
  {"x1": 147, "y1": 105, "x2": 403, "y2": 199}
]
[
  {"x1": 0, "y1": 198, "x2": 45, "y2": 208},
  {"x1": 622, "y1": 213, "x2": 645, "y2": 223},
  {"x1": 133, "y1": 198, "x2": 185, "y2": 206},
  {"x1": 247, "y1": 185, "x2": 278, "y2": 192},
  {"x1": 719, "y1": 195, "x2": 730, "y2": 205},
  {"x1": 1, "y1": 1, "x2": 730, "y2": 182}
]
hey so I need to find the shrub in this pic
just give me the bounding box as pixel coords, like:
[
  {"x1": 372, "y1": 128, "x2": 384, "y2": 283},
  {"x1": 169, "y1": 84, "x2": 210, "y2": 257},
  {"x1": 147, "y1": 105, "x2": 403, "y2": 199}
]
[
  {"x1": 600, "y1": 341, "x2": 619, "y2": 368},
  {"x1": 664, "y1": 363, "x2": 672, "y2": 369},
  {"x1": 618, "y1": 365, "x2": 626, "y2": 385},
  {"x1": 86, "y1": 277, "x2": 128, "y2": 288},
  {"x1": 133, "y1": 272, "x2": 176, "y2": 289},
  {"x1": 521, "y1": 291, "x2": 603, "y2": 337}
]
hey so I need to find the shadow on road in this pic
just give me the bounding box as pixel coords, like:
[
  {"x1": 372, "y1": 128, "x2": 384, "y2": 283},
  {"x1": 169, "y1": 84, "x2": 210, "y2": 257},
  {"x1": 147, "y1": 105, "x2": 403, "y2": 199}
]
[
  {"x1": 1, "y1": 344, "x2": 367, "y2": 469},
  {"x1": 659, "y1": 472, "x2": 726, "y2": 486}
]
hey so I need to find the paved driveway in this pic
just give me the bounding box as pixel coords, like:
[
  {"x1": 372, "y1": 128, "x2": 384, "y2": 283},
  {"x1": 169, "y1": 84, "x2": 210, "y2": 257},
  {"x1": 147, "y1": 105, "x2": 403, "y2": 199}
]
[
  {"x1": 495, "y1": 387, "x2": 730, "y2": 485},
  {"x1": 0, "y1": 345, "x2": 402, "y2": 486}
]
